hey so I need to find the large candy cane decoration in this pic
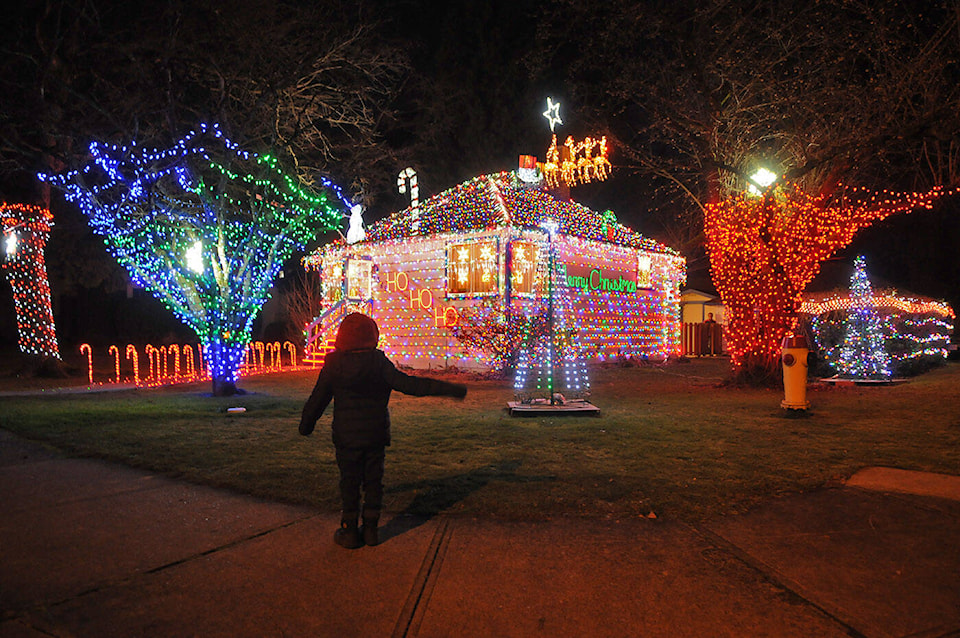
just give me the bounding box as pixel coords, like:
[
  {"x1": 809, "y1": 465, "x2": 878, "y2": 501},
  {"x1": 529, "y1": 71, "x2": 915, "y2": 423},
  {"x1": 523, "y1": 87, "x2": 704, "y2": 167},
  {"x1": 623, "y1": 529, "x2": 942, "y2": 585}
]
[
  {"x1": 270, "y1": 342, "x2": 282, "y2": 370},
  {"x1": 126, "y1": 344, "x2": 140, "y2": 386},
  {"x1": 145, "y1": 345, "x2": 158, "y2": 382},
  {"x1": 79, "y1": 343, "x2": 93, "y2": 385},
  {"x1": 183, "y1": 345, "x2": 196, "y2": 378},
  {"x1": 284, "y1": 341, "x2": 298, "y2": 369},
  {"x1": 108, "y1": 345, "x2": 120, "y2": 384},
  {"x1": 160, "y1": 345, "x2": 168, "y2": 380},
  {"x1": 398, "y1": 167, "x2": 420, "y2": 231},
  {"x1": 256, "y1": 341, "x2": 266, "y2": 371},
  {"x1": 168, "y1": 344, "x2": 180, "y2": 380},
  {"x1": 197, "y1": 344, "x2": 206, "y2": 379}
]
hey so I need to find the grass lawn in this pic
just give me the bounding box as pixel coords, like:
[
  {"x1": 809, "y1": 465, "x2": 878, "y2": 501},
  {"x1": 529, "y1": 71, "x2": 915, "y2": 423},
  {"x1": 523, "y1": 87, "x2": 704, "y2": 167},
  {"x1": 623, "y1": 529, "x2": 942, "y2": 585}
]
[{"x1": 2, "y1": 357, "x2": 958, "y2": 522}]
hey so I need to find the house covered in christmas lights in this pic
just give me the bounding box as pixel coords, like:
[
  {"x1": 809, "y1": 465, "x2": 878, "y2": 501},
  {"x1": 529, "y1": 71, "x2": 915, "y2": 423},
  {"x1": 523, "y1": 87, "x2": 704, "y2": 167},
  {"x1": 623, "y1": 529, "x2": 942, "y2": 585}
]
[{"x1": 302, "y1": 169, "x2": 686, "y2": 370}]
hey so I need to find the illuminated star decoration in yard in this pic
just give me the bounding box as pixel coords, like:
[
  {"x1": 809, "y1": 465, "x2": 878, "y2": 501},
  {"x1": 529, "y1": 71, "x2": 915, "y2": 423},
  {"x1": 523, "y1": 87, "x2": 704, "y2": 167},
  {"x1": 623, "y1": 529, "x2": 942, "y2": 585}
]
[{"x1": 542, "y1": 97, "x2": 563, "y2": 132}]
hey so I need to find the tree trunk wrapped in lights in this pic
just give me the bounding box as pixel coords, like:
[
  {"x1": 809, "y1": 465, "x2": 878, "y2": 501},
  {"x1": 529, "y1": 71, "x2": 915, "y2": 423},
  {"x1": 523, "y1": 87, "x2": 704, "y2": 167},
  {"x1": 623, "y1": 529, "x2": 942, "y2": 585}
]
[
  {"x1": 41, "y1": 124, "x2": 349, "y2": 395},
  {"x1": 1, "y1": 203, "x2": 60, "y2": 361},
  {"x1": 705, "y1": 183, "x2": 947, "y2": 383}
]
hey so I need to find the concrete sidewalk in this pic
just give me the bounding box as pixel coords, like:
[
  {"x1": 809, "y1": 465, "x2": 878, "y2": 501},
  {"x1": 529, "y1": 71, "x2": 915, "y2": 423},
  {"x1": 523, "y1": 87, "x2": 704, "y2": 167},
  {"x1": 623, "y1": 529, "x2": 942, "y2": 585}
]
[{"x1": 1, "y1": 430, "x2": 958, "y2": 638}]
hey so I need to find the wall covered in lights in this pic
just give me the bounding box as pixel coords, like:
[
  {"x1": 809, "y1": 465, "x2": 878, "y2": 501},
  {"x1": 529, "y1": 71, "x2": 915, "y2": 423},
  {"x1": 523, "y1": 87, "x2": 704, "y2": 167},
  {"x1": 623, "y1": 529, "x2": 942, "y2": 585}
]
[{"x1": 304, "y1": 171, "x2": 686, "y2": 370}]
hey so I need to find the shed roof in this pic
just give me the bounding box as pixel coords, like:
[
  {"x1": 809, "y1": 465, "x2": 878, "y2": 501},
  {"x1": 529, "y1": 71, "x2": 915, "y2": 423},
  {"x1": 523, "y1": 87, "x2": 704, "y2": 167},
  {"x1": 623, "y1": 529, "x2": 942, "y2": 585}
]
[{"x1": 354, "y1": 171, "x2": 678, "y2": 256}]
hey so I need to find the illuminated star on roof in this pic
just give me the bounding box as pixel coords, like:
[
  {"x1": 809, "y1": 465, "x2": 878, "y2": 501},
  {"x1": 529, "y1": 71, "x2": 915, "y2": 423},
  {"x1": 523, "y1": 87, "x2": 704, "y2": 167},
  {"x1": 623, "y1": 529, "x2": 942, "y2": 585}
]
[{"x1": 542, "y1": 97, "x2": 562, "y2": 132}]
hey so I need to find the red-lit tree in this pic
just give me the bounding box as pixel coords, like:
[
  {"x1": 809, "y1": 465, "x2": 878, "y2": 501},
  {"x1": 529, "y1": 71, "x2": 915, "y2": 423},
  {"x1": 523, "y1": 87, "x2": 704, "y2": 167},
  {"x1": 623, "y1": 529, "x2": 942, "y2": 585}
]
[
  {"x1": 1, "y1": 203, "x2": 59, "y2": 360},
  {"x1": 705, "y1": 184, "x2": 946, "y2": 382}
]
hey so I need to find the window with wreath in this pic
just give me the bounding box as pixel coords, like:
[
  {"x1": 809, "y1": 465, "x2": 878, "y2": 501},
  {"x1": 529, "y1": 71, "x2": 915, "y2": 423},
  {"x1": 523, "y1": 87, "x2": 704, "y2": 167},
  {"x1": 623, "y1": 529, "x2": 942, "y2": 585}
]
[{"x1": 447, "y1": 240, "x2": 498, "y2": 295}]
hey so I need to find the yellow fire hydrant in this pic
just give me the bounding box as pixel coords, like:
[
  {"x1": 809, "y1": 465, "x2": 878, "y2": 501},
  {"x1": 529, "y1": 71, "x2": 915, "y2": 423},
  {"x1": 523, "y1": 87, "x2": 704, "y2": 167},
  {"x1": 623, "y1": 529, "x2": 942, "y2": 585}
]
[{"x1": 781, "y1": 333, "x2": 810, "y2": 410}]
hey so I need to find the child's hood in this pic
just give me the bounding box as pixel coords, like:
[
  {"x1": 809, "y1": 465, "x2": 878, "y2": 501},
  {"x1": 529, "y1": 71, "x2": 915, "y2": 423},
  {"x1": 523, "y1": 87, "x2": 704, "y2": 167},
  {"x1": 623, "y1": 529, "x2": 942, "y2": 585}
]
[{"x1": 335, "y1": 313, "x2": 379, "y2": 351}]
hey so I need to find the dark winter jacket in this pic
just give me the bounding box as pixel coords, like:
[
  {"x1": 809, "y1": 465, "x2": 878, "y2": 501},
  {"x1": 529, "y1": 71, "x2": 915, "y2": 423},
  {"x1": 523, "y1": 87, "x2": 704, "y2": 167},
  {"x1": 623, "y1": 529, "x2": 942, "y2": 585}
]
[{"x1": 298, "y1": 349, "x2": 467, "y2": 448}]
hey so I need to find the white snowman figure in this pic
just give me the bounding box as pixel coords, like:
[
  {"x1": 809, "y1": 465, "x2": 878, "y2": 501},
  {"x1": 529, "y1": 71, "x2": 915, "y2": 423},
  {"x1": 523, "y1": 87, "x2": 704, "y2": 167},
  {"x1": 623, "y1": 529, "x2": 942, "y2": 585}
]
[{"x1": 346, "y1": 203, "x2": 365, "y2": 244}]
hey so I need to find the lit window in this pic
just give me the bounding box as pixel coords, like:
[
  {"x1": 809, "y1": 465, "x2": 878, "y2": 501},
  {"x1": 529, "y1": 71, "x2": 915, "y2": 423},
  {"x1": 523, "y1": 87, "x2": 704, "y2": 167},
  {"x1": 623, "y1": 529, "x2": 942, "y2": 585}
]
[
  {"x1": 346, "y1": 258, "x2": 372, "y2": 300},
  {"x1": 447, "y1": 241, "x2": 498, "y2": 295},
  {"x1": 637, "y1": 254, "x2": 652, "y2": 289},
  {"x1": 510, "y1": 241, "x2": 539, "y2": 295},
  {"x1": 323, "y1": 263, "x2": 343, "y2": 303}
]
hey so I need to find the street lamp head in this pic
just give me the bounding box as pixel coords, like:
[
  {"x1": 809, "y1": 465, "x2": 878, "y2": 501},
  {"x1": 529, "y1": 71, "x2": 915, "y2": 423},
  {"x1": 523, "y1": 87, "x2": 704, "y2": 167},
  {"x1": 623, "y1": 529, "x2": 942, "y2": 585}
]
[
  {"x1": 4, "y1": 232, "x2": 16, "y2": 258},
  {"x1": 748, "y1": 168, "x2": 778, "y2": 196}
]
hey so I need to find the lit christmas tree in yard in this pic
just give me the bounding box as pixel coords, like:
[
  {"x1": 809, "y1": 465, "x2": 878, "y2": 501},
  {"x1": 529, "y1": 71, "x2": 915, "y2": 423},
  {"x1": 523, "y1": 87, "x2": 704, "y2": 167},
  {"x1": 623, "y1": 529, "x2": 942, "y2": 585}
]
[
  {"x1": 838, "y1": 255, "x2": 891, "y2": 379},
  {"x1": 41, "y1": 123, "x2": 349, "y2": 395},
  {"x1": 511, "y1": 219, "x2": 596, "y2": 414}
]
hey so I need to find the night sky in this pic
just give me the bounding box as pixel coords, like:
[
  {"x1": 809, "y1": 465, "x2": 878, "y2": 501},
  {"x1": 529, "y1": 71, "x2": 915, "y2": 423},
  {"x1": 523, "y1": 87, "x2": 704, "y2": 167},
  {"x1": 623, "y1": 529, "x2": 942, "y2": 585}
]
[{"x1": 1, "y1": 0, "x2": 958, "y2": 349}]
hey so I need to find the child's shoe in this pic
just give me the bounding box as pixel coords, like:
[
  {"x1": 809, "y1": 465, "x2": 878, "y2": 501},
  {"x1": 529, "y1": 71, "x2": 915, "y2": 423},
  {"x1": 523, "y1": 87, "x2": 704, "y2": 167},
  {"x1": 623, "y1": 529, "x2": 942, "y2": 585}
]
[
  {"x1": 334, "y1": 520, "x2": 363, "y2": 549},
  {"x1": 361, "y1": 517, "x2": 379, "y2": 546}
]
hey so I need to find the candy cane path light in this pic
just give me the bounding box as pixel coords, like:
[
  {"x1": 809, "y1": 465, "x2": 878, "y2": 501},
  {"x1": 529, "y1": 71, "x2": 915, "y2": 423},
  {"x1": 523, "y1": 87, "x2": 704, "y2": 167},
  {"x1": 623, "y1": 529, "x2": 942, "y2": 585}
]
[{"x1": 77, "y1": 341, "x2": 300, "y2": 386}]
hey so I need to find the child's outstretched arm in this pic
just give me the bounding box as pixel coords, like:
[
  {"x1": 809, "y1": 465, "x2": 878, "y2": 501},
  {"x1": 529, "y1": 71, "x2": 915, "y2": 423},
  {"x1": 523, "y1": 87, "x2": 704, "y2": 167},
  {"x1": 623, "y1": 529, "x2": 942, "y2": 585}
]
[
  {"x1": 299, "y1": 367, "x2": 334, "y2": 435},
  {"x1": 380, "y1": 354, "x2": 466, "y2": 399}
]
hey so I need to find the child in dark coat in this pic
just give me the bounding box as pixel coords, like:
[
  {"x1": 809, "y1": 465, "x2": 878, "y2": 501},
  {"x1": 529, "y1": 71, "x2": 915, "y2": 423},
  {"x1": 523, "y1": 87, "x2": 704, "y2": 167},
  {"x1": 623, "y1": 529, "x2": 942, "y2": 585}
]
[{"x1": 299, "y1": 313, "x2": 467, "y2": 548}]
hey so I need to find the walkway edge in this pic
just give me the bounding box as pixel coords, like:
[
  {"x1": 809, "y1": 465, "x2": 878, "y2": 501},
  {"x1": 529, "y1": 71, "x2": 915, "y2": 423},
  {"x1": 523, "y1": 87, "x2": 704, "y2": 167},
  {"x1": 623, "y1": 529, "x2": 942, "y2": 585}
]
[
  {"x1": 694, "y1": 525, "x2": 868, "y2": 638},
  {"x1": 846, "y1": 467, "x2": 960, "y2": 502},
  {"x1": 392, "y1": 518, "x2": 453, "y2": 638}
]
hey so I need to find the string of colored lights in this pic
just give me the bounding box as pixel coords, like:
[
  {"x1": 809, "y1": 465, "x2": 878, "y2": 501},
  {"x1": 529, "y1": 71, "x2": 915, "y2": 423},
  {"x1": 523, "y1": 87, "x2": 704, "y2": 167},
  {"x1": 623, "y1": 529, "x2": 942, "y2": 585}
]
[
  {"x1": 1, "y1": 203, "x2": 60, "y2": 359},
  {"x1": 800, "y1": 293, "x2": 954, "y2": 319},
  {"x1": 811, "y1": 313, "x2": 953, "y2": 372},
  {"x1": 704, "y1": 182, "x2": 949, "y2": 376},
  {"x1": 40, "y1": 123, "x2": 347, "y2": 389},
  {"x1": 513, "y1": 233, "x2": 592, "y2": 400},
  {"x1": 349, "y1": 171, "x2": 676, "y2": 254}
]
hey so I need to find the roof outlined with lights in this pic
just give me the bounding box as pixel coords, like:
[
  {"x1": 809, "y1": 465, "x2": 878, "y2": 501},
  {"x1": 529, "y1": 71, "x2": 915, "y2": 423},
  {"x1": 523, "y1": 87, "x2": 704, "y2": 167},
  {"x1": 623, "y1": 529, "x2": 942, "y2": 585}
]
[{"x1": 355, "y1": 171, "x2": 678, "y2": 255}]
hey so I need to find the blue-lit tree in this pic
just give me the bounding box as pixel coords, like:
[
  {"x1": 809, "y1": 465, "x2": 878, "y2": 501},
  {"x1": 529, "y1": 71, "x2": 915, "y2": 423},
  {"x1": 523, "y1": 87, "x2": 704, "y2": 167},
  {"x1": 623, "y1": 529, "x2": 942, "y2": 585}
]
[
  {"x1": 838, "y1": 255, "x2": 892, "y2": 379},
  {"x1": 41, "y1": 124, "x2": 349, "y2": 395}
]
